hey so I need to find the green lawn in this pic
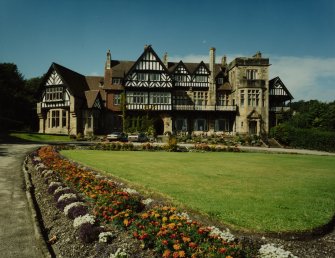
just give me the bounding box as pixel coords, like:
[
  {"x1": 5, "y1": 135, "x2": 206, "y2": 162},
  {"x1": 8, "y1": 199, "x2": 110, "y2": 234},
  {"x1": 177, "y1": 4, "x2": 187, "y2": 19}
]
[
  {"x1": 9, "y1": 132, "x2": 72, "y2": 142},
  {"x1": 61, "y1": 150, "x2": 335, "y2": 233}
]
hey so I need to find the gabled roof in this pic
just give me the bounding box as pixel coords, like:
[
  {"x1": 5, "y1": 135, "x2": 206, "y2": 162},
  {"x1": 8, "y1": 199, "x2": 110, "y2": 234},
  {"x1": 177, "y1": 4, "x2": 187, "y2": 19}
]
[
  {"x1": 84, "y1": 90, "x2": 102, "y2": 109},
  {"x1": 125, "y1": 45, "x2": 170, "y2": 78},
  {"x1": 171, "y1": 61, "x2": 191, "y2": 74},
  {"x1": 269, "y1": 76, "x2": 294, "y2": 100},
  {"x1": 85, "y1": 76, "x2": 106, "y2": 101},
  {"x1": 42, "y1": 63, "x2": 89, "y2": 98}
]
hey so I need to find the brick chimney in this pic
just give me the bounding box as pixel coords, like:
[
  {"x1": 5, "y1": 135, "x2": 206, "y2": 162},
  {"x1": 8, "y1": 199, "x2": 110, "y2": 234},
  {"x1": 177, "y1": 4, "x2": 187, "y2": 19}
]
[
  {"x1": 209, "y1": 47, "x2": 216, "y2": 106},
  {"x1": 104, "y1": 50, "x2": 112, "y2": 87}
]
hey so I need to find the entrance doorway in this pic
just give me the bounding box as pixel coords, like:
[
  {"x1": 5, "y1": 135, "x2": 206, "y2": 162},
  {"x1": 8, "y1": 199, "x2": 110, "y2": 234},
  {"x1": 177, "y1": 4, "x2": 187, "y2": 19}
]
[
  {"x1": 249, "y1": 121, "x2": 257, "y2": 135},
  {"x1": 154, "y1": 118, "x2": 164, "y2": 135}
]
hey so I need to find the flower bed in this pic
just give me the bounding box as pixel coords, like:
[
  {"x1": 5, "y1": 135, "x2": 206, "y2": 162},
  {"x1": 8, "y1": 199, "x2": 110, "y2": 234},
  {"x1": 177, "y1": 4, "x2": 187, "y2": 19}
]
[{"x1": 31, "y1": 145, "x2": 250, "y2": 257}]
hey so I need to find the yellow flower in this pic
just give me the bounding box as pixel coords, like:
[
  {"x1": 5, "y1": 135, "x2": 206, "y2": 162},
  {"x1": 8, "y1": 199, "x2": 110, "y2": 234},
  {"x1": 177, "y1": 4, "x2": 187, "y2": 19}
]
[
  {"x1": 162, "y1": 217, "x2": 168, "y2": 223},
  {"x1": 168, "y1": 223, "x2": 176, "y2": 229},
  {"x1": 141, "y1": 213, "x2": 149, "y2": 219}
]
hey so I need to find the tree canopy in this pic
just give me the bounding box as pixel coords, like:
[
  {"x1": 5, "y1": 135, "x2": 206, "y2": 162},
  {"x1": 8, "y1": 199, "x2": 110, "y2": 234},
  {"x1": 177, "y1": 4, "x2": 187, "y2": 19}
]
[{"x1": 0, "y1": 63, "x2": 42, "y2": 131}]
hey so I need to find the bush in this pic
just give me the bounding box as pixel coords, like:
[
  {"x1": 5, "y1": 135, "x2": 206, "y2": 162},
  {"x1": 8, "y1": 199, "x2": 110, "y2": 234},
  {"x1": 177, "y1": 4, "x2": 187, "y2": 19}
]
[{"x1": 78, "y1": 223, "x2": 103, "y2": 243}]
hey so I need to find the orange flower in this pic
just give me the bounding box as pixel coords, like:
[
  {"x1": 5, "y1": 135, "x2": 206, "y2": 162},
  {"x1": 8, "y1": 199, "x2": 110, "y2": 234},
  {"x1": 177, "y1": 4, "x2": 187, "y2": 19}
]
[
  {"x1": 162, "y1": 249, "x2": 171, "y2": 258},
  {"x1": 173, "y1": 244, "x2": 180, "y2": 250},
  {"x1": 168, "y1": 223, "x2": 176, "y2": 230},
  {"x1": 225, "y1": 256, "x2": 233, "y2": 258},
  {"x1": 162, "y1": 240, "x2": 168, "y2": 246},
  {"x1": 141, "y1": 213, "x2": 149, "y2": 219},
  {"x1": 182, "y1": 236, "x2": 190, "y2": 243},
  {"x1": 178, "y1": 251, "x2": 186, "y2": 257},
  {"x1": 123, "y1": 219, "x2": 130, "y2": 227},
  {"x1": 189, "y1": 242, "x2": 197, "y2": 249},
  {"x1": 218, "y1": 247, "x2": 227, "y2": 254}
]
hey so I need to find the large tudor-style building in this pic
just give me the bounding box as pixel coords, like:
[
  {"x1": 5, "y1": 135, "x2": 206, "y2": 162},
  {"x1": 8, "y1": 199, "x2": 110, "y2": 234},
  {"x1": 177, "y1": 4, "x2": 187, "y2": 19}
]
[{"x1": 37, "y1": 45, "x2": 293, "y2": 137}]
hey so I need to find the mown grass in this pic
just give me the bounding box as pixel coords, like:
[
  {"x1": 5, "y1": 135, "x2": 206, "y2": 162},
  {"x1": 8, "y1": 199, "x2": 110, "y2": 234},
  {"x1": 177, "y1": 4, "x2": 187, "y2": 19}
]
[
  {"x1": 9, "y1": 132, "x2": 72, "y2": 142},
  {"x1": 61, "y1": 150, "x2": 335, "y2": 233}
]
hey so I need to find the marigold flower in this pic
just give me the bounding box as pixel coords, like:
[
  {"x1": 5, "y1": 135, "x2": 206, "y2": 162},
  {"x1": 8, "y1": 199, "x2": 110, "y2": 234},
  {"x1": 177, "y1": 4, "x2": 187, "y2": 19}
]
[
  {"x1": 173, "y1": 244, "x2": 180, "y2": 250},
  {"x1": 218, "y1": 247, "x2": 226, "y2": 254},
  {"x1": 225, "y1": 256, "x2": 233, "y2": 258},
  {"x1": 178, "y1": 251, "x2": 186, "y2": 257},
  {"x1": 141, "y1": 213, "x2": 149, "y2": 219},
  {"x1": 168, "y1": 223, "x2": 176, "y2": 230},
  {"x1": 162, "y1": 217, "x2": 168, "y2": 223},
  {"x1": 182, "y1": 236, "x2": 190, "y2": 243},
  {"x1": 189, "y1": 242, "x2": 197, "y2": 249},
  {"x1": 162, "y1": 240, "x2": 168, "y2": 246},
  {"x1": 162, "y1": 249, "x2": 171, "y2": 258}
]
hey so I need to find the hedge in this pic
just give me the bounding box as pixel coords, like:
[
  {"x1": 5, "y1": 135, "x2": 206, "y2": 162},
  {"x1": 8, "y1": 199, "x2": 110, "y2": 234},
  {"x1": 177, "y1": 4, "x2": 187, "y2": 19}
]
[{"x1": 270, "y1": 123, "x2": 335, "y2": 152}]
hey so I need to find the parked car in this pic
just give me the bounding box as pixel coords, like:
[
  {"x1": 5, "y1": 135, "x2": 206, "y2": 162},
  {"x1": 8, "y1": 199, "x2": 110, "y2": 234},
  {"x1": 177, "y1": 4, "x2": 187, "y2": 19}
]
[
  {"x1": 106, "y1": 132, "x2": 127, "y2": 142},
  {"x1": 127, "y1": 133, "x2": 148, "y2": 142}
]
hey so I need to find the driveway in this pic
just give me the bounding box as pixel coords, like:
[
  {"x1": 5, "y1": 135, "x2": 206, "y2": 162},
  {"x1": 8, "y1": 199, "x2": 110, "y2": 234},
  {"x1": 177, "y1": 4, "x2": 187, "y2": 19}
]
[{"x1": 0, "y1": 143, "x2": 43, "y2": 258}]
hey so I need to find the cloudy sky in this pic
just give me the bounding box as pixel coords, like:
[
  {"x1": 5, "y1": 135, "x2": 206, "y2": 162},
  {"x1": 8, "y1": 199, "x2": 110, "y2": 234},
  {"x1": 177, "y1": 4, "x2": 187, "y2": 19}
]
[{"x1": 1, "y1": 0, "x2": 334, "y2": 101}]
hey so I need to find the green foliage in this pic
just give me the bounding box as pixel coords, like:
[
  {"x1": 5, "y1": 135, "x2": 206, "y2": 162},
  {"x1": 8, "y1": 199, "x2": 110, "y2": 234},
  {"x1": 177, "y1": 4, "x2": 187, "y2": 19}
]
[
  {"x1": 270, "y1": 123, "x2": 335, "y2": 152},
  {"x1": 0, "y1": 63, "x2": 42, "y2": 131},
  {"x1": 271, "y1": 100, "x2": 335, "y2": 152}
]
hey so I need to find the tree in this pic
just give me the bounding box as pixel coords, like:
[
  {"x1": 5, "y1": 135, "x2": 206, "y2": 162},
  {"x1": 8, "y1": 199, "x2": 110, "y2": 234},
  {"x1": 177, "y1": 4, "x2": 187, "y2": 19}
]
[{"x1": 0, "y1": 63, "x2": 42, "y2": 131}]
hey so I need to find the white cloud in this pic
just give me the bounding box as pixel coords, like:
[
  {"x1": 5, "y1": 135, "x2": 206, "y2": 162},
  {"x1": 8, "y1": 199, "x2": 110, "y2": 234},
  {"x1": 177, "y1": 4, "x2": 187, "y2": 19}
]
[
  {"x1": 270, "y1": 56, "x2": 335, "y2": 102},
  {"x1": 170, "y1": 53, "x2": 335, "y2": 102}
]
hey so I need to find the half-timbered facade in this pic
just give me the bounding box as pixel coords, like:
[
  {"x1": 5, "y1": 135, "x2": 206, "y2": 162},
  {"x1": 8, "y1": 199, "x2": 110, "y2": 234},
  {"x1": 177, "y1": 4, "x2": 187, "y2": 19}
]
[{"x1": 37, "y1": 45, "x2": 293, "y2": 137}]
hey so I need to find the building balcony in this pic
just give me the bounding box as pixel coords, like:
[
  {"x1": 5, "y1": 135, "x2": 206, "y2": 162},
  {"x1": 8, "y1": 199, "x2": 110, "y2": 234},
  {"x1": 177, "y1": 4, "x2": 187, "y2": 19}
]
[
  {"x1": 126, "y1": 104, "x2": 172, "y2": 111},
  {"x1": 270, "y1": 106, "x2": 291, "y2": 112},
  {"x1": 172, "y1": 104, "x2": 236, "y2": 112},
  {"x1": 239, "y1": 79, "x2": 266, "y2": 89},
  {"x1": 41, "y1": 100, "x2": 70, "y2": 108},
  {"x1": 215, "y1": 105, "x2": 237, "y2": 111}
]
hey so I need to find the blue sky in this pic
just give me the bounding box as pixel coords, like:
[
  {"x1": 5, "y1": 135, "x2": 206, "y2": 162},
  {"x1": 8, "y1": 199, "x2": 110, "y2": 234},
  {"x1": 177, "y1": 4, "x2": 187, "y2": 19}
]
[{"x1": 1, "y1": 0, "x2": 334, "y2": 101}]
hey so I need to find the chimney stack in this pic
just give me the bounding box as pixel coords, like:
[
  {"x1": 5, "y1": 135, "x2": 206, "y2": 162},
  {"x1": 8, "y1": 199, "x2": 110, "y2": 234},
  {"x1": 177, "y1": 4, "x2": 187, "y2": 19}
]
[
  {"x1": 221, "y1": 55, "x2": 227, "y2": 67},
  {"x1": 163, "y1": 52, "x2": 168, "y2": 68},
  {"x1": 209, "y1": 47, "x2": 216, "y2": 106},
  {"x1": 104, "y1": 50, "x2": 112, "y2": 87}
]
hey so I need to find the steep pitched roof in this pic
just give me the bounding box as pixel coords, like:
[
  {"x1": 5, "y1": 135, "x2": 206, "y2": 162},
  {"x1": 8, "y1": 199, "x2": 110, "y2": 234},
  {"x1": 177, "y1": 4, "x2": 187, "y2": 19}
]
[
  {"x1": 110, "y1": 60, "x2": 134, "y2": 77},
  {"x1": 84, "y1": 90, "x2": 102, "y2": 109},
  {"x1": 269, "y1": 76, "x2": 294, "y2": 100},
  {"x1": 85, "y1": 76, "x2": 106, "y2": 101},
  {"x1": 45, "y1": 63, "x2": 89, "y2": 98}
]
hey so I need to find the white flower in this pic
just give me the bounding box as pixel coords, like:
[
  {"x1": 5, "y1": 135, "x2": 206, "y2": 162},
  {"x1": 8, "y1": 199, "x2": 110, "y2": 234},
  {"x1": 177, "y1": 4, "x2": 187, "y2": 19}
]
[
  {"x1": 57, "y1": 193, "x2": 77, "y2": 202},
  {"x1": 42, "y1": 170, "x2": 54, "y2": 178},
  {"x1": 64, "y1": 202, "x2": 86, "y2": 216},
  {"x1": 33, "y1": 157, "x2": 41, "y2": 162},
  {"x1": 49, "y1": 181, "x2": 62, "y2": 188},
  {"x1": 259, "y1": 243, "x2": 298, "y2": 258},
  {"x1": 141, "y1": 198, "x2": 153, "y2": 205},
  {"x1": 109, "y1": 248, "x2": 128, "y2": 258},
  {"x1": 99, "y1": 231, "x2": 114, "y2": 243},
  {"x1": 54, "y1": 186, "x2": 71, "y2": 195},
  {"x1": 122, "y1": 188, "x2": 138, "y2": 194},
  {"x1": 177, "y1": 212, "x2": 192, "y2": 222},
  {"x1": 73, "y1": 214, "x2": 95, "y2": 228},
  {"x1": 208, "y1": 226, "x2": 235, "y2": 242},
  {"x1": 35, "y1": 163, "x2": 46, "y2": 170}
]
